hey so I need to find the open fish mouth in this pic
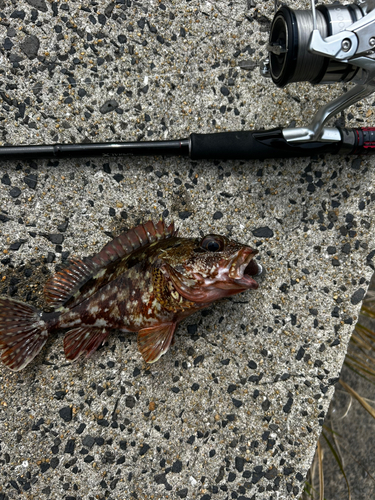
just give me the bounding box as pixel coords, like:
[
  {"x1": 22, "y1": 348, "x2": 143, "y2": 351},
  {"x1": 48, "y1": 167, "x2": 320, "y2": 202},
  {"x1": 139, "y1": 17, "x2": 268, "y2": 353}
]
[
  {"x1": 223, "y1": 247, "x2": 261, "y2": 290},
  {"x1": 194, "y1": 248, "x2": 261, "y2": 293},
  {"x1": 162, "y1": 247, "x2": 262, "y2": 304}
]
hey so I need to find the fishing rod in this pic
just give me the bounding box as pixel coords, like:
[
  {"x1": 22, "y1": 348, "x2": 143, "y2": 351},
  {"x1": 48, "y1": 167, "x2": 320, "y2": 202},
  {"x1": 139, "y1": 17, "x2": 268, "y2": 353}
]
[{"x1": 1, "y1": 0, "x2": 374, "y2": 162}]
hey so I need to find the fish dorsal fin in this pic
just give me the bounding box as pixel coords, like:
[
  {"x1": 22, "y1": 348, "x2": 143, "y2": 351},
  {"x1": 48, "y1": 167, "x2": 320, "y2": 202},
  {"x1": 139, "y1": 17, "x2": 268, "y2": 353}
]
[
  {"x1": 44, "y1": 219, "x2": 178, "y2": 308},
  {"x1": 90, "y1": 219, "x2": 178, "y2": 267},
  {"x1": 44, "y1": 257, "x2": 98, "y2": 306}
]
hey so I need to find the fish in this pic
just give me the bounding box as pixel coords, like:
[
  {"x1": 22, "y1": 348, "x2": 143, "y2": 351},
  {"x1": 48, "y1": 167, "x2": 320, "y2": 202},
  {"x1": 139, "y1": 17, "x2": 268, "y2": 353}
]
[{"x1": 0, "y1": 219, "x2": 262, "y2": 371}]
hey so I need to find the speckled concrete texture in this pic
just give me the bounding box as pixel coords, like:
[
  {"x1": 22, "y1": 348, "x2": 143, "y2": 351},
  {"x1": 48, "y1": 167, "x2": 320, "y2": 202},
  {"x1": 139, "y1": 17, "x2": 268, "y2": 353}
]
[{"x1": 0, "y1": 1, "x2": 374, "y2": 499}]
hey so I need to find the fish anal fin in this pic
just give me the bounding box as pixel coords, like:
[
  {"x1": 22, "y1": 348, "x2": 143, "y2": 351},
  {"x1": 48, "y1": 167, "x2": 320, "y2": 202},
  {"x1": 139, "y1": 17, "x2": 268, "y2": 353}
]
[
  {"x1": 64, "y1": 327, "x2": 110, "y2": 362},
  {"x1": 137, "y1": 322, "x2": 176, "y2": 364}
]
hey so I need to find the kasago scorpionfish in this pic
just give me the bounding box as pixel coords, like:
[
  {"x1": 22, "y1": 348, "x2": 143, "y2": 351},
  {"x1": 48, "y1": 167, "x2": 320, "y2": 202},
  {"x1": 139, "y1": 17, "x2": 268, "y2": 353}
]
[{"x1": 0, "y1": 220, "x2": 262, "y2": 371}]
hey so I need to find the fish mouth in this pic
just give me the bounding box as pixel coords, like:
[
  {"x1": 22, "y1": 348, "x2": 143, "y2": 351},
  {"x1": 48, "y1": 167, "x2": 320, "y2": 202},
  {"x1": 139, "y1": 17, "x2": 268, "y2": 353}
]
[
  {"x1": 222, "y1": 247, "x2": 261, "y2": 290},
  {"x1": 196, "y1": 248, "x2": 261, "y2": 293},
  {"x1": 161, "y1": 247, "x2": 262, "y2": 305}
]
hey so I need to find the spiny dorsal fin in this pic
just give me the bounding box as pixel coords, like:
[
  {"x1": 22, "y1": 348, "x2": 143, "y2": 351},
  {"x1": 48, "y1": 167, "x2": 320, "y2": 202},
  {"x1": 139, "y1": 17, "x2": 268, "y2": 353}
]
[
  {"x1": 91, "y1": 219, "x2": 177, "y2": 267},
  {"x1": 44, "y1": 219, "x2": 178, "y2": 308}
]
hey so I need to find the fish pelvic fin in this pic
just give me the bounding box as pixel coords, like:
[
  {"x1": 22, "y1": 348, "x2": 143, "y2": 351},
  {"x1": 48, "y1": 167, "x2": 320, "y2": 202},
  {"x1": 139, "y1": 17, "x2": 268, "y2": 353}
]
[
  {"x1": 137, "y1": 322, "x2": 176, "y2": 364},
  {"x1": 64, "y1": 327, "x2": 110, "y2": 362},
  {"x1": 0, "y1": 297, "x2": 50, "y2": 371}
]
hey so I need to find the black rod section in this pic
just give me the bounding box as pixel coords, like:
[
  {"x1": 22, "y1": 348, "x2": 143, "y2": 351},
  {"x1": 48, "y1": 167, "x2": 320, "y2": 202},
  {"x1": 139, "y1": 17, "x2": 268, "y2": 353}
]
[
  {"x1": 0, "y1": 128, "x2": 373, "y2": 161},
  {"x1": 0, "y1": 139, "x2": 190, "y2": 161}
]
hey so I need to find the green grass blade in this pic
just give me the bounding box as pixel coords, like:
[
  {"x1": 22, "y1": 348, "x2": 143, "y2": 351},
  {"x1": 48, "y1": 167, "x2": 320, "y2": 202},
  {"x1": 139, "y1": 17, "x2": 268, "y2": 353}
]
[{"x1": 322, "y1": 424, "x2": 342, "y2": 438}]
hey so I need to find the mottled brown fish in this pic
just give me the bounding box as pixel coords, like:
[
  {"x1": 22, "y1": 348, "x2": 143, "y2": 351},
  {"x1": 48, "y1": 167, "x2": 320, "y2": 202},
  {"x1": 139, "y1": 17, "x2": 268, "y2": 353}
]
[{"x1": 0, "y1": 220, "x2": 262, "y2": 371}]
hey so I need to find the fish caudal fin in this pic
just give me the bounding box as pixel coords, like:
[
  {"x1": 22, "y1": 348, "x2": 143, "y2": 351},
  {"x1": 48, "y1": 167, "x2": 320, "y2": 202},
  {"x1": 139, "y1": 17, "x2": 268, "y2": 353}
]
[
  {"x1": 64, "y1": 327, "x2": 110, "y2": 361},
  {"x1": 137, "y1": 322, "x2": 176, "y2": 364},
  {"x1": 0, "y1": 298, "x2": 49, "y2": 371}
]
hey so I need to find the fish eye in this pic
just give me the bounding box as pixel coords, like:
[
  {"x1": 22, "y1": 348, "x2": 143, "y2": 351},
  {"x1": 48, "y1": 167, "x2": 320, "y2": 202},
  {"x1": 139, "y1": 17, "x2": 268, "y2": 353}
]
[{"x1": 200, "y1": 235, "x2": 225, "y2": 252}]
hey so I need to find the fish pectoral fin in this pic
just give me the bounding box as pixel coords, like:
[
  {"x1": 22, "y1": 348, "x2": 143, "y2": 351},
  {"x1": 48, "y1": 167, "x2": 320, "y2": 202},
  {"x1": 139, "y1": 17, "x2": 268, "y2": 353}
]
[
  {"x1": 64, "y1": 327, "x2": 110, "y2": 362},
  {"x1": 137, "y1": 322, "x2": 176, "y2": 364}
]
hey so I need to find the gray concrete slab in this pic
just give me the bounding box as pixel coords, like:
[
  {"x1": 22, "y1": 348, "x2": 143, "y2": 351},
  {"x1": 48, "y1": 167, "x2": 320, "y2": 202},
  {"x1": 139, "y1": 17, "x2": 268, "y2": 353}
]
[{"x1": 0, "y1": 1, "x2": 374, "y2": 499}]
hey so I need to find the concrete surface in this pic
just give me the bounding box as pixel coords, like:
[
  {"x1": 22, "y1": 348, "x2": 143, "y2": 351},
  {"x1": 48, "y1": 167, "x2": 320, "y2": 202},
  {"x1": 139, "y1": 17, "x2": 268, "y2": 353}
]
[{"x1": 0, "y1": 1, "x2": 374, "y2": 499}]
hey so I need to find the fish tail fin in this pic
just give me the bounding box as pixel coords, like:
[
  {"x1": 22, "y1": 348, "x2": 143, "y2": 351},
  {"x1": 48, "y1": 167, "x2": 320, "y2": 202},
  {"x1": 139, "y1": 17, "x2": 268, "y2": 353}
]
[{"x1": 0, "y1": 297, "x2": 50, "y2": 371}]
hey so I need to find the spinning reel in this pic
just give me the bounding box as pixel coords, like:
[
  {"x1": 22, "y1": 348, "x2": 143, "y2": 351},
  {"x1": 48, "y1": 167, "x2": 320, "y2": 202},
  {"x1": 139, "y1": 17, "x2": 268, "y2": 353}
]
[{"x1": 262, "y1": 0, "x2": 375, "y2": 143}]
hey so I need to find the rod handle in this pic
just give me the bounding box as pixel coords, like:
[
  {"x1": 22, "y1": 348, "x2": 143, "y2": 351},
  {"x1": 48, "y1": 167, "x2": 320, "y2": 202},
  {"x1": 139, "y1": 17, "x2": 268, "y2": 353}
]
[{"x1": 189, "y1": 129, "x2": 344, "y2": 160}]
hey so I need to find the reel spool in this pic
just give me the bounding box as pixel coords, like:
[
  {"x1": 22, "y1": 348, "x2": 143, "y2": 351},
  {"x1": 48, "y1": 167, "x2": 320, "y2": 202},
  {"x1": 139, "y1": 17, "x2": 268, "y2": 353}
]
[{"x1": 268, "y1": 3, "x2": 364, "y2": 86}]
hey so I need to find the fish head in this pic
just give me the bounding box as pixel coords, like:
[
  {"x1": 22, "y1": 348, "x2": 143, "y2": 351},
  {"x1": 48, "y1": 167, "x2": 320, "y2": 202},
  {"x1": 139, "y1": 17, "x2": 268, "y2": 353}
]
[{"x1": 161, "y1": 234, "x2": 262, "y2": 304}]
